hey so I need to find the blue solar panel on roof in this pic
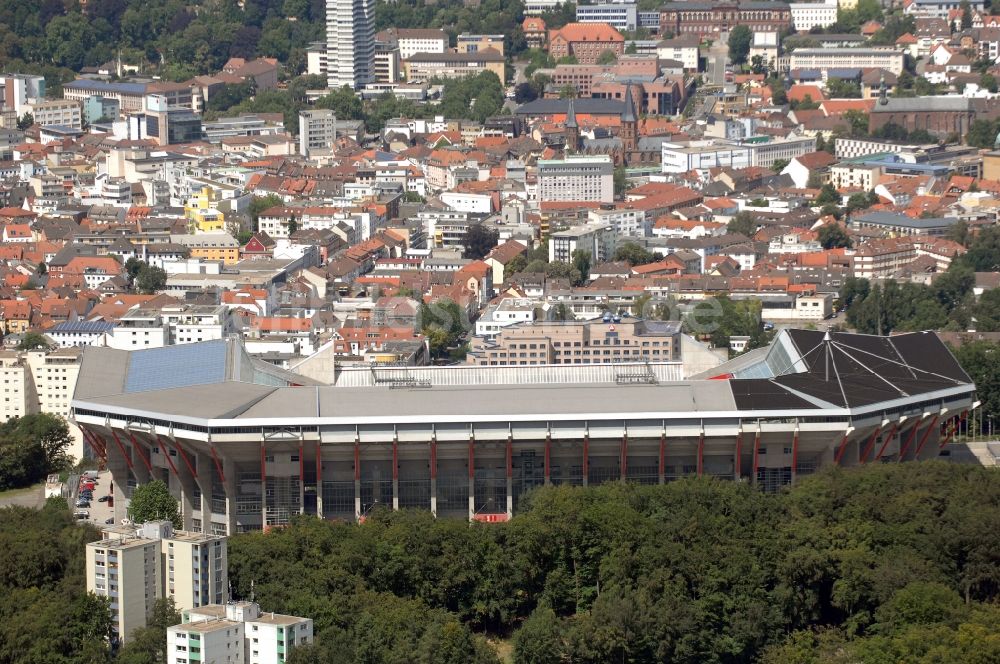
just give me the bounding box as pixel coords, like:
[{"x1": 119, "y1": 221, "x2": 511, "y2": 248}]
[{"x1": 124, "y1": 340, "x2": 228, "y2": 393}]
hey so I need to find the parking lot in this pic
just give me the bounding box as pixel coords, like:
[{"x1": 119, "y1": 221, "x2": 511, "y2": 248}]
[{"x1": 71, "y1": 470, "x2": 118, "y2": 528}]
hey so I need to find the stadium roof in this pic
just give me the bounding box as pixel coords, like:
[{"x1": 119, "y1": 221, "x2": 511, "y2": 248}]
[{"x1": 72, "y1": 331, "x2": 973, "y2": 427}]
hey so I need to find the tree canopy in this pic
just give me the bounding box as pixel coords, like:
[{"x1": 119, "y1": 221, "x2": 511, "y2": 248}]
[
  {"x1": 728, "y1": 25, "x2": 752, "y2": 65},
  {"x1": 0, "y1": 413, "x2": 73, "y2": 491},
  {"x1": 224, "y1": 463, "x2": 1000, "y2": 664},
  {"x1": 127, "y1": 480, "x2": 181, "y2": 528}
]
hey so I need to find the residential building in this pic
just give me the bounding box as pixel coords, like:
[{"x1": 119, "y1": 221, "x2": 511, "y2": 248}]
[
  {"x1": 82, "y1": 95, "x2": 121, "y2": 125},
  {"x1": 537, "y1": 154, "x2": 615, "y2": 203},
  {"x1": 904, "y1": 0, "x2": 985, "y2": 18},
  {"x1": 298, "y1": 109, "x2": 337, "y2": 158},
  {"x1": 87, "y1": 521, "x2": 228, "y2": 643},
  {"x1": 790, "y1": 1, "x2": 838, "y2": 31},
  {"x1": 549, "y1": 223, "x2": 616, "y2": 263},
  {"x1": 403, "y1": 50, "x2": 506, "y2": 83},
  {"x1": 326, "y1": 0, "x2": 376, "y2": 89},
  {"x1": 0, "y1": 74, "x2": 45, "y2": 116},
  {"x1": 376, "y1": 28, "x2": 448, "y2": 59},
  {"x1": 169, "y1": 601, "x2": 313, "y2": 664},
  {"x1": 144, "y1": 95, "x2": 203, "y2": 146},
  {"x1": 788, "y1": 48, "x2": 905, "y2": 75},
  {"x1": 171, "y1": 233, "x2": 241, "y2": 265},
  {"x1": 576, "y1": 3, "x2": 638, "y2": 31},
  {"x1": 456, "y1": 34, "x2": 507, "y2": 55},
  {"x1": 523, "y1": 17, "x2": 548, "y2": 49},
  {"x1": 655, "y1": 35, "x2": 701, "y2": 71},
  {"x1": 548, "y1": 23, "x2": 625, "y2": 65},
  {"x1": 184, "y1": 187, "x2": 227, "y2": 234},
  {"x1": 658, "y1": 2, "x2": 793, "y2": 37},
  {"x1": 28, "y1": 99, "x2": 82, "y2": 130},
  {"x1": 475, "y1": 298, "x2": 539, "y2": 337},
  {"x1": 468, "y1": 318, "x2": 682, "y2": 365}
]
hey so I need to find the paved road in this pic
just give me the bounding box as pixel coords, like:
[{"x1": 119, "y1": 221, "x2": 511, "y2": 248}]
[{"x1": 705, "y1": 42, "x2": 730, "y2": 86}]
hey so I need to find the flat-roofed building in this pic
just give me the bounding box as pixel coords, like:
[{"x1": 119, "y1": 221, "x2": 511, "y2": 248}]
[
  {"x1": 576, "y1": 3, "x2": 638, "y2": 31},
  {"x1": 169, "y1": 602, "x2": 313, "y2": 664},
  {"x1": 403, "y1": 49, "x2": 506, "y2": 83},
  {"x1": 28, "y1": 99, "x2": 82, "y2": 130},
  {"x1": 788, "y1": 48, "x2": 905, "y2": 75},
  {"x1": 469, "y1": 318, "x2": 682, "y2": 366},
  {"x1": 456, "y1": 33, "x2": 506, "y2": 55},
  {"x1": 87, "y1": 521, "x2": 228, "y2": 643},
  {"x1": 538, "y1": 154, "x2": 615, "y2": 203}
]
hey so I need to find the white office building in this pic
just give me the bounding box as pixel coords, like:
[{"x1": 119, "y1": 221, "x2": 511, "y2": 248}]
[
  {"x1": 549, "y1": 223, "x2": 616, "y2": 263},
  {"x1": 576, "y1": 3, "x2": 638, "y2": 31},
  {"x1": 298, "y1": 109, "x2": 337, "y2": 158},
  {"x1": 790, "y1": 1, "x2": 838, "y2": 31},
  {"x1": 168, "y1": 601, "x2": 313, "y2": 664},
  {"x1": 537, "y1": 155, "x2": 615, "y2": 203},
  {"x1": 661, "y1": 136, "x2": 816, "y2": 174},
  {"x1": 87, "y1": 521, "x2": 228, "y2": 643},
  {"x1": 326, "y1": 0, "x2": 376, "y2": 89},
  {"x1": 788, "y1": 48, "x2": 906, "y2": 75}
]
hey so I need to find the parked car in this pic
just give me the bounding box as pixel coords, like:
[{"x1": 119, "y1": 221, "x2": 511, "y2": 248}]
[
  {"x1": 74, "y1": 511, "x2": 89, "y2": 520},
  {"x1": 76, "y1": 500, "x2": 90, "y2": 508},
  {"x1": 98, "y1": 495, "x2": 111, "y2": 503},
  {"x1": 104, "y1": 518, "x2": 115, "y2": 525}
]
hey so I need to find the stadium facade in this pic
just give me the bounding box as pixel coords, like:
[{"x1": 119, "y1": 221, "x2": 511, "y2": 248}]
[{"x1": 71, "y1": 329, "x2": 976, "y2": 534}]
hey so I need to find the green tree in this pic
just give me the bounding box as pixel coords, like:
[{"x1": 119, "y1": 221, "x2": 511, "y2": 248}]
[
  {"x1": 117, "y1": 598, "x2": 182, "y2": 664},
  {"x1": 248, "y1": 194, "x2": 283, "y2": 232},
  {"x1": 462, "y1": 224, "x2": 499, "y2": 260},
  {"x1": 961, "y1": 0, "x2": 973, "y2": 28},
  {"x1": 843, "y1": 109, "x2": 870, "y2": 137},
  {"x1": 981, "y1": 73, "x2": 999, "y2": 93},
  {"x1": 136, "y1": 264, "x2": 168, "y2": 294},
  {"x1": 16, "y1": 112, "x2": 33, "y2": 130},
  {"x1": 571, "y1": 249, "x2": 591, "y2": 284},
  {"x1": 815, "y1": 183, "x2": 841, "y2": 205},
  {"x1": 728, "y1": 25, "x2": 753, "y2": 65},
  {"x1": 771, "y1": 158, "x2": 790, "y2": 173},
  {"x1": 127, "y1": 480, "x2": 181, "y2": 528},
  {"x1": 966, "y1": 119, "x2": 1000, "y2": 148},
  {"x1": 314, "y1": 85, "x2": 364, "y2": 120},
  {"x1": 828, "y1": 79, "x2": 862, "y2": 99},
  {"x1": 512, "y1": 606, "x2": 566, "y2": 664},
  {"x1": 612, "y1": 242, "x2": 655, "y2": 266},
  {"x1": 727, "y1": 210, "x2": 758, "y2": 237},
  {"x1": 16, "y1": 332, "x2": 50, "y2": 351},
  {"x1": 818, "y1": 223, "x2": 852, "y2": 249},
  {"x1": 420, "y1": 299, "x2": 467, "y2": 359}
]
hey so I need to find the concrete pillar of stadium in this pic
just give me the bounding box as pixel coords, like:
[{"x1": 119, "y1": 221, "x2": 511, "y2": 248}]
[
  {"x1": 315, "y1": 441, "x2": 323, "y2": 519},
  {"x1": 392, "y1": 438, "x2": 400, "y2": 511},
  {"x1": 128, "y1": 433, "x2": 151, "y2": 486},
  {"x1": 429, "y1": 437, "x2": 438, "y2": 517},
  {"x1": 172, "y1": 438, "x2": 198, "y2": 532},
  {"x1": 354, "y1": 441, "x2": 362, "y2": 521},
  {"x1": 98, "y1": 426, "x2": 131, "y2": 516},
  {"x1": 222, "y1": 453, "x2": 237, "y2": 535},
  {"x1": 192, "y1": 448, "x2": 213, "y2": 532},
  {"x1": 467, "y1": 437, "x2": 475, "y2": 521},
  {"x1": 259, "y1": 439, "x2": 268, "y2": 529},
  {"x1": 506, "y1": 438, "x2": 513, "y2": 519}
]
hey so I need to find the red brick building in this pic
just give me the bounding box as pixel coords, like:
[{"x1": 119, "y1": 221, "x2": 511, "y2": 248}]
[
  {"x1": 659, "y1": 2, "x2": 792, "y2": 37},
  {"x1": 548, "y1": 23, "x2": 625, "y2": 65}
]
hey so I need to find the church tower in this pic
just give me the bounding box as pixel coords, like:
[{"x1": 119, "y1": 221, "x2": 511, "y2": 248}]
[
  {"x1": 564, "y1": 97, "x2": 580, "y2": 153},
  {"x1": 621, "y1": 82, "x2": 638, "y2": 154}
]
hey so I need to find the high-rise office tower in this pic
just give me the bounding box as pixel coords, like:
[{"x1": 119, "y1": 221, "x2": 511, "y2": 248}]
[{"x1": 326, "y1": 0, "x2": 376, "y2": 90}]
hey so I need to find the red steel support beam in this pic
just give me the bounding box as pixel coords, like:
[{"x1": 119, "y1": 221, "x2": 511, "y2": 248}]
[
  {"x1": 658, "y1": 433, "x2": 666, "y2": 481},
  {"x1": 895, "y1": 418, "x2": 925, "y2": 462},
  {"x1": 791, "y1": 429, "x2": 799, "y2": 477},
  {"x1": 911, "y1": 414, "x2": 940, "y2": 459},
  {"x1": 752, "y1": 431, "x2": 761, "y2": 483},
  {"x1": 544, "y1": 434, "x2": 551, "y2": 483},
  {"x1": 155, "y1": 434, "x2": 180, "y2": 478},
  {"x1": 127, "y1": 431, "x2": 154, "y2": 474},
  {"x1": 696, "y1": 432, "x2": 704, "y2": 478},
  {"x1": 863, "y1": 421, "x2": 897, "y2": 464},
  {"x1": 109, "y1": 428, "x2": 135, "y2": 471},
  {"x1": 315, "y1": 441, "x2": 322, "y2": 488},
  {"x1": 734, "y1": 431, "x2": 743, "y2": 479},
  {"x1": 834, "y1": 431, "x2": 851, "y2": 465},
  {"x1": 858, "y1": 425, "x2": 883, "y2": 465},
  {"x1": 939, "y1": 411, "x2": 968, "y2": 449},
  {"x1": 620, "y1": 434, "x2": 628, "y2": 480},
  {"x1": 210, "y1": 445, "x2": 227, "y2": 484},
  {"x1": 874, "y1": 420, "x2": 905, "y2": 461},
  {"x1": 174, "y1": 440, "x2": 198, "y2": 479},
  {"x1": 81, "y1": 427, "x2": 107, "y2": 460}
]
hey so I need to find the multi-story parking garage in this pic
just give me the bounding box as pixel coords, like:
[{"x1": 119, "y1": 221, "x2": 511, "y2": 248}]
[{"x1": 71, "y1": 329, "x2": 976, "y2": 535}]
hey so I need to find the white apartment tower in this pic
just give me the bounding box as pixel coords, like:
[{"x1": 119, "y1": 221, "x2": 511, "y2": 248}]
[
  {"x1": 326, "y1": 0, "x2": 376, "y2": 90},
  {"x1": 168, "y1": 602, "x2": 314, "y2": 664}
]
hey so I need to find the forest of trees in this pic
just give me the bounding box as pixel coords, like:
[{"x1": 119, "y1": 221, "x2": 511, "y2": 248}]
[
  {"x1": 218, "y1": 463, "x2": 1000, "y2": 664},
  {"x1": 1, "y1": 464, "x2": 999, "y2": 662},
  {"x1": 0, "y1": 413, "x2": 74, "y2": 491}
]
